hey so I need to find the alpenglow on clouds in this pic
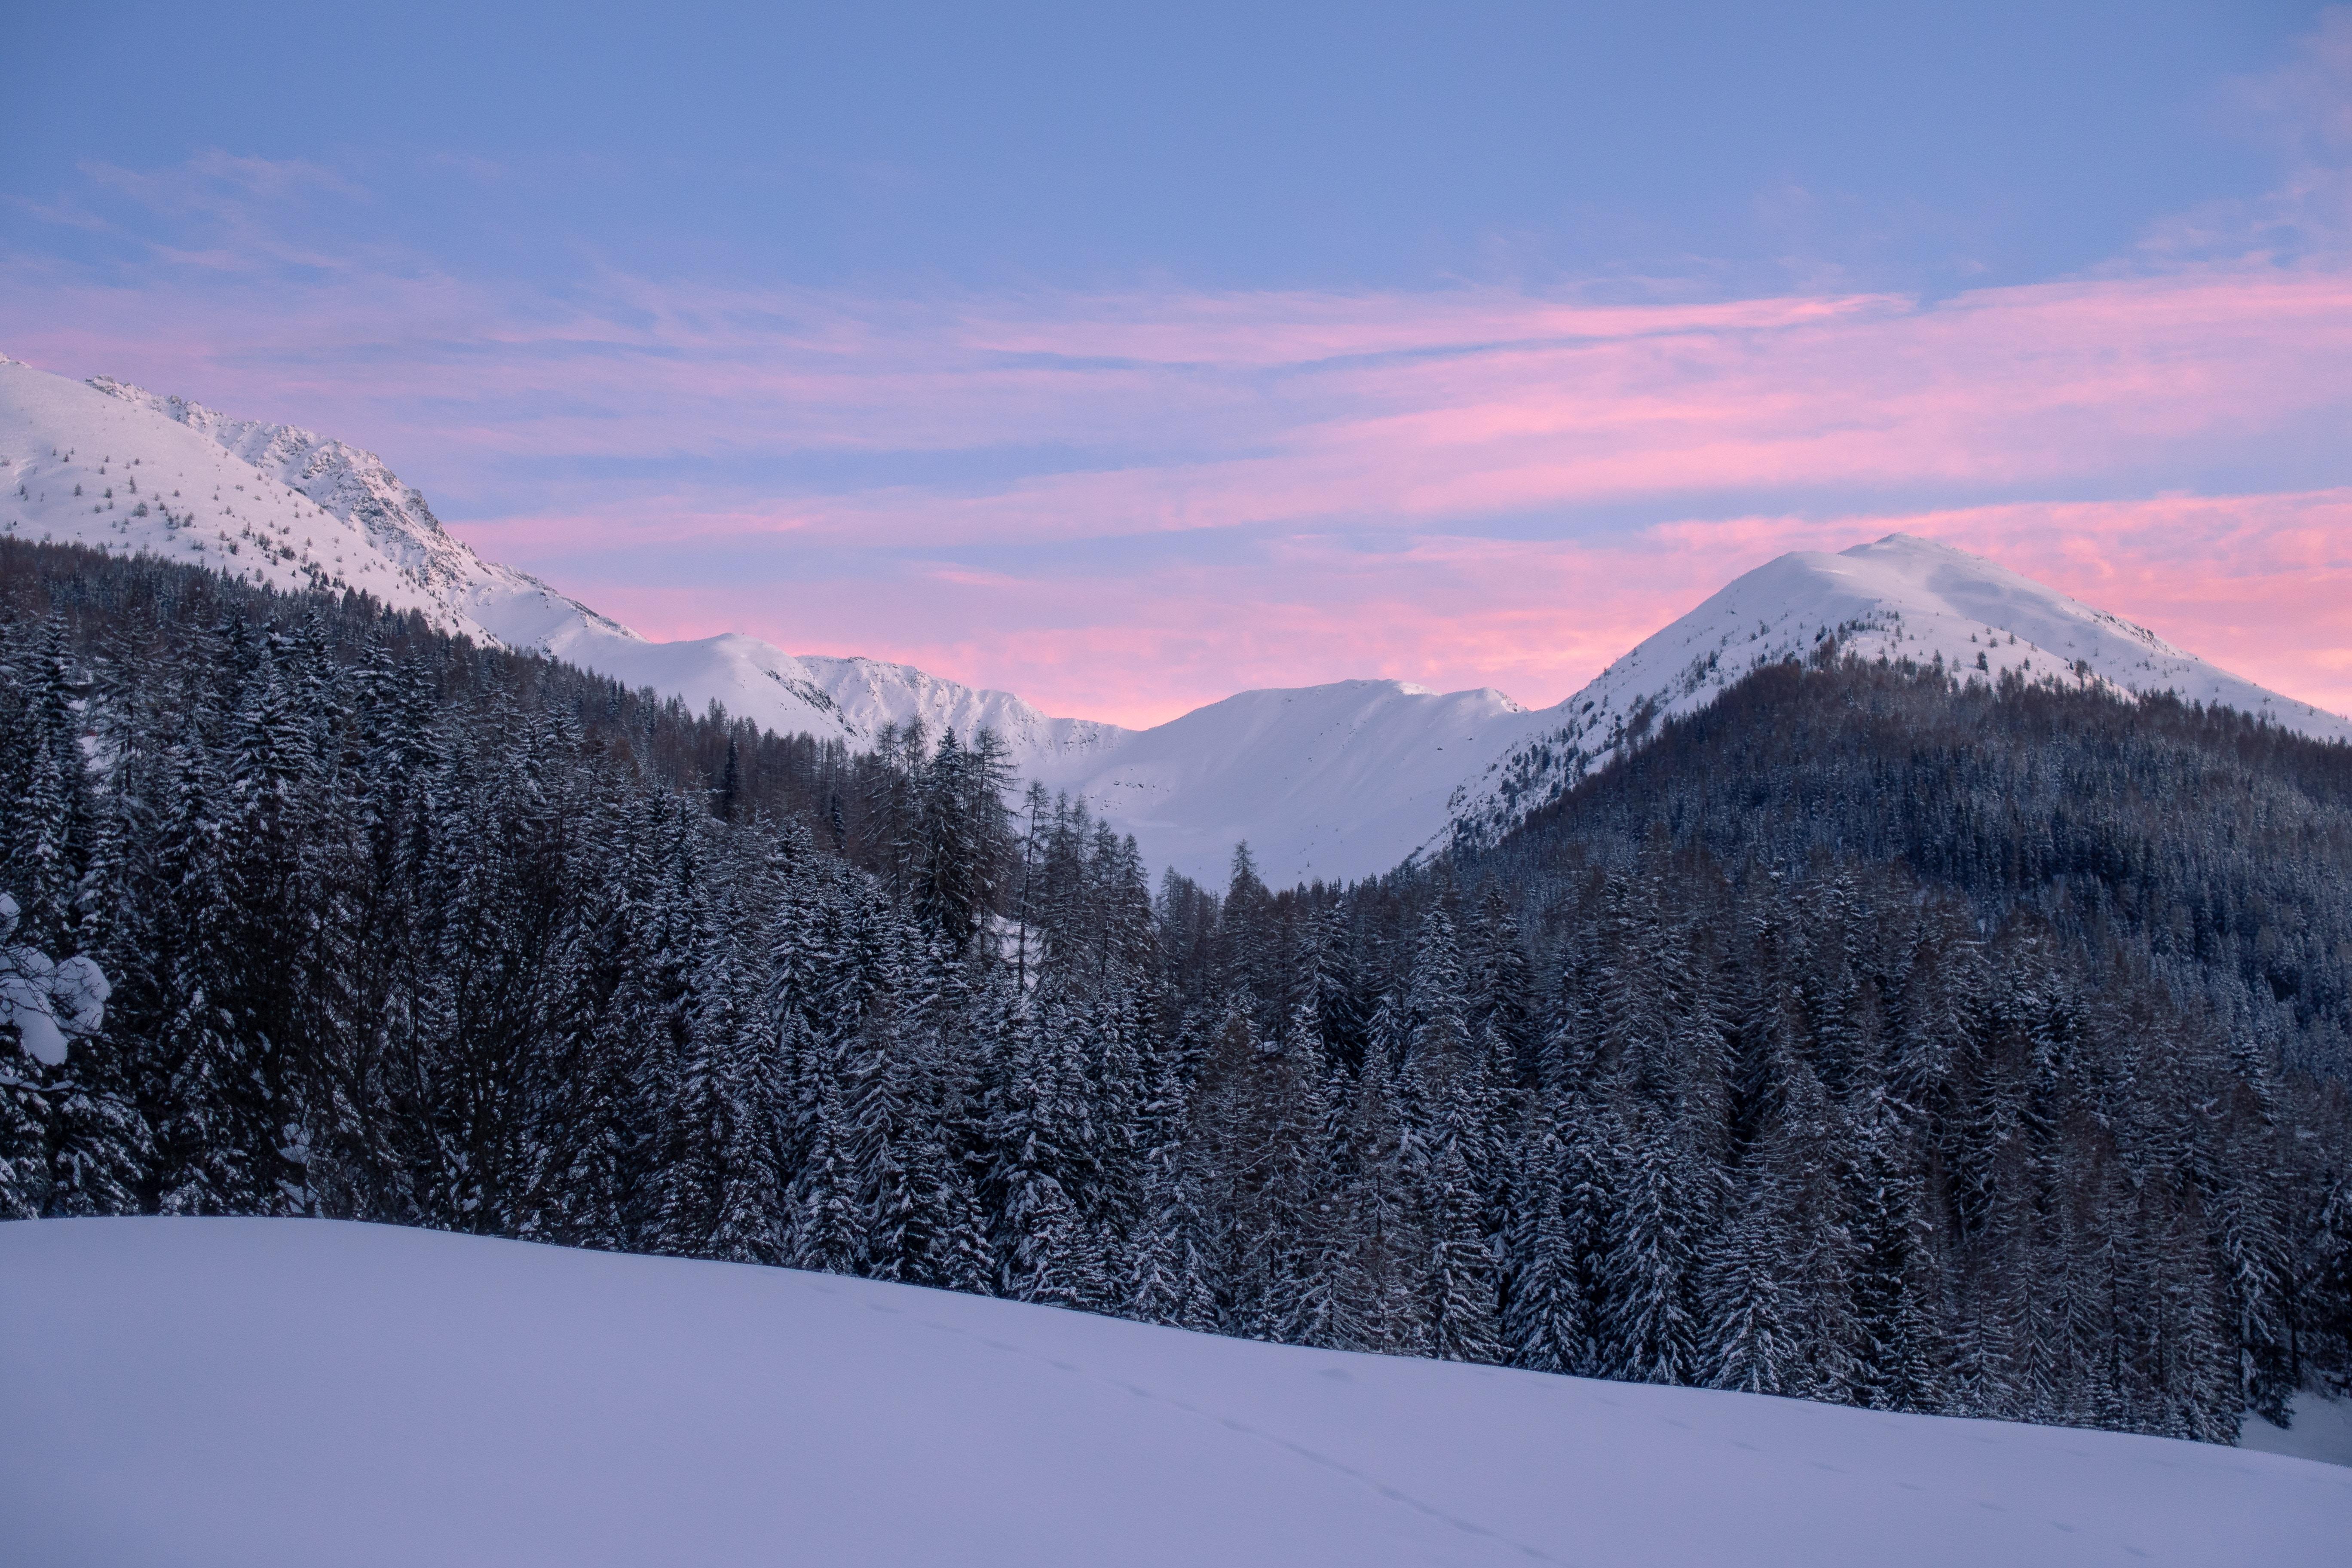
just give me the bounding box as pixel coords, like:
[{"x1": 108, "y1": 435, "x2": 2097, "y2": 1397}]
[{"x1": 5, "y1": 352, "x2": 2346, "y2": 886}]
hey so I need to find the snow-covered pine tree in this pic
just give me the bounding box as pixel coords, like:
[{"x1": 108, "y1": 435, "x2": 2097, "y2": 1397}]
[
  {"x1": 846, "y1": 1000, "x2": 920, "y2": 1282},
  {"x1": 1700, "y1": 1153, "x2": 1801, "y2": 1395},
  {"x1": 1845, "y1": 1081, "x2": 1945, "y2": 1412},
  {"x1": 4, "y1": 621, "x2": 93, "y2": 952},
  {"x1": 146, "y1": 688, "x2": 270, "y2": 1217},
  {"x1": 2309, "y1": 1174, "x2": 2352, "y2": 1399},
  {"x1": 1425, "y1": 1134, "x2": 1506, "y2": 1363},
  {"x1": 0, "y1": 889, "x2": 115, "y2": 1215},
  {"x1": 1502, "y1": 1100, "x2": 1585, "y2": 1374},
  {"x1": 785, "y1": 1043, "x2": 862, "y2": 1276},
  {"x1": 989, "y1": 993, "x2": 1095, "y2": 1307},
  {"x1": 1304, "y1": 900, "x2": 1368, "y2": 1075},
  {"x1": 1600, "y1": 1104, "x2": 1703, "y2": 1386},
  {"x1": 1467, "y1": 885, "x2": 1534, "y2": 1083},
  {"x1": 1326, "y1": 1053, "x2": 1428, "y2": 1354}
]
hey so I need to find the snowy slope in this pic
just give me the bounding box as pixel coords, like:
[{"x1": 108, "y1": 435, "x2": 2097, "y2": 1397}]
[
  {"x1": 0, "y1": 354, "x2": 1122, "y2": 767},
  {"x1": 2246, "y1": 1393, "x2": 2352, "y2": 1469},
  {"x1": 1034, "y1": 680, "x2": 1547, "y2": 887},
  {"x1": 522, "y1": 627, "x2": 1132, "y2": 771},
  {"x1": 1, "y1": 1219, "x2": 2343, "y2": 1568},
  {"x1": 0, "y1": 353, "x2": 546, "y2": 635},
  {"x1": 1444, "y1": 534, "x2": 2352, "y2": 853},
  {"x1": 83, "y1": 372, "x2": 594, "y2": 629}
]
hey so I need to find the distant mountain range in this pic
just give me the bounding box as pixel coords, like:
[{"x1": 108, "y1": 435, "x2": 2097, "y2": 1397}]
[{"x1": 5, "y1": 352, "x2": 2345, "y2": 884}]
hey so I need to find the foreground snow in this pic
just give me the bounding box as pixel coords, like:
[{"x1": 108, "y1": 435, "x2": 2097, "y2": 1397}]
[
  {"x1": 2246, "y1": 1393, "x2": 2352, "y2": 1469},
  {"x1": 1, "y1": 1221, "x2": 2343, "y2": 1567}
]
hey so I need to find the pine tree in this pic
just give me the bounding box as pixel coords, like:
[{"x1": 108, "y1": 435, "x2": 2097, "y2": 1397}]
[
  {"x1": 1702, "y1": 1155, "x2": 1801, "y2": 1394},
  {"x1": 990, "y1": 995, "x2": 1093, "y2": 1306},
  {"x1": 1468, "y1": 885, "x2": 1534, "y2": 1083},
  {"x1": 1129, "y1": 1148, "x2": 1222, "y2": 1332},
  {"x1": 1503, "y1": 1102, "x2": 1585, "y2": 1374},
  {"x1": 5, "y1": 620, "x2": 94, "y2": 949},
  {"x1": 0, "y1": 898, "x2": 52, "y2": 1212},
  {"x1": 1602, "y1": 1106, "x2": 1701, "y2": 1385},
  {"x1": 716, "y1": 735, "x2": 742, "y2": 823},
  {"x1": 1305, "y1": 900, "x2": 1368, "y2": 1074},
  {"x1": 147, "y1": 702, "x2": 273, "y2": 1216},
  {"x1": 2310, "y1": 1175, "x2": 2352, "y2": 1398},
  {"x1": 1261, "y1": 1005, "x2": 1346, "y2": 1346},
  {"x1": 1846, "y1": 1086, "x2": 1944, "y2": 1410},
  {"x1": 38, "y1": 1031, "x2": 150, "y2": 1217},
  {"x1": 1426, "y1": 1135, "x2": 1506, "y2": 1363},
  {"x1": 786, "y1": 1050, "x2": 861, "y2": 1275},
  {"x1": 847, "y1": 1007, "x2": 919, "y2": 1281},
  {"x1": 1326, "y1": 1057, "x2": 1427, "y2": 1354}
]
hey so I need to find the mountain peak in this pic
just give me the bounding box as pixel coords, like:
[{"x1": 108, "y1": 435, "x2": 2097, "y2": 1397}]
[
  {"x1": 1444, "y1": 532, "x2": 2351, "y2": 853},
  {"x1": 1855, "y1": 529, "x2": 1966, "y2": 555}
]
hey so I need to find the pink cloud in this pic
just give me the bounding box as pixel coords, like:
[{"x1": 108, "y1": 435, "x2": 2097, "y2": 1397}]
[
  {"x1": 537, "y1": 489, "x2": 2352, "y2": 730},
  {"x1": 410, "y1": 263, "x2": 2352, "y2": 563},
  {"x1": 6, "y1": 212, "x2": 2350, "y2": 729},
  {"x1": 13, "y1": 260, "x2": 2348, "y2": 501},
  {"x1": 407, "y1": 277, "x2": 2333, "y2": 560}
]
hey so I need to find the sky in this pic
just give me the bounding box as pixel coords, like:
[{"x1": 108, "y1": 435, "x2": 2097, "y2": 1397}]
[{"x1": 3, "y1": 2, "x2": 2349, "y2": 727}]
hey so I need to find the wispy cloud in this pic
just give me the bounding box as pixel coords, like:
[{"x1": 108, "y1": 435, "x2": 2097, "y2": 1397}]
[
  {"x1": 3, "y1": 21, "x2": 2350, "y2": 728},
  {"x1": 552, "y1": 488, "x2": 2352, "y2": 727}
]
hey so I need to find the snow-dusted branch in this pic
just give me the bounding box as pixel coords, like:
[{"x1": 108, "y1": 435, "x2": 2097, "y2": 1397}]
[{"x1": 0, "y1": 893, "x2": 110, "y2": 1066}]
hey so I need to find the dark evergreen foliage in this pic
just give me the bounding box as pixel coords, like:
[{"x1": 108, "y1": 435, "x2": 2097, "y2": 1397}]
[{"x1": 5, "y1": 540, "x2": 2349, "y2": 1449}]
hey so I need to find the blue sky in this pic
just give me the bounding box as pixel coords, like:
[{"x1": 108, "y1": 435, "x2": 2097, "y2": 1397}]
[
  {"x1": 9, "y1": 2, "x2": 2321, "y2": 293},
  {"x1": 4, "y1": 3, "x2": 2349, "y2": 723}
]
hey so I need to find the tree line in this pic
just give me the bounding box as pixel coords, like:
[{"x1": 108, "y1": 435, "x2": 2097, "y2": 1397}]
[{"x1": 3, "y1": 540, "x2": 2348, "y2": 1448}]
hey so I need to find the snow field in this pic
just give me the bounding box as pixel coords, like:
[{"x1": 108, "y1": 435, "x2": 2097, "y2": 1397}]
[{"x1": 2, "y1": 1219, "x2": 2346, "y2": 1568}]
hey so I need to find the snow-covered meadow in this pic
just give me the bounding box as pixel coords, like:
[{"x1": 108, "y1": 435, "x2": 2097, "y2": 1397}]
[{"x1": 2, "y1": 1219, "x2": 2344, "y2": 1567}]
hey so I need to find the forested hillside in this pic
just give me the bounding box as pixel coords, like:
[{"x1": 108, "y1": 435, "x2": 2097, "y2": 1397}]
[
  {"x1": 3, "y1": 541, "x2": 2348, "y2": 1450},
  {"x1": 1467, "y1": 656, "x2": 2352, "y2": 1079}
]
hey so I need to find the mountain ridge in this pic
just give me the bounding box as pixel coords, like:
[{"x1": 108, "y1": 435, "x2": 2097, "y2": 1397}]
[{"x1": 6, "y1": 351, "x2": 2344, "y2": 885}]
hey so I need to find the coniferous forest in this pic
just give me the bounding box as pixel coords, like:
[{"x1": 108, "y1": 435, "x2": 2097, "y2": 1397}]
[{"x1": 5, "y1": 539, "x2": 2351, "y2": 1446}]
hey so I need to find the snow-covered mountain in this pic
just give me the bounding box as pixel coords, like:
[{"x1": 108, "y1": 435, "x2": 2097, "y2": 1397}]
[
  {"x1": 8, "y1": 352, "x2": 2348, "y2": 888},
  {"x1": 0, "y1": 354, "x2": 1541, "y2": 882},
  {"x1": 1032, "y1": 681, "x2": 1545, "y2": 887},
  {"x1": 1047, "y1": 533, "x2": 2352, "y2": 876},
  {"x1": 5, "y1": 1219, "x2": 2344, "y2": 1567},
  {"x1": 3, "y1": 352, "x2": 539, "y2": 635},
  {"x1": 1441, "y1": 533, "x2": 2352, "y2": 853},
  {"x1": 0, "y1": 353, "x2": 1127, "y2": 771}
]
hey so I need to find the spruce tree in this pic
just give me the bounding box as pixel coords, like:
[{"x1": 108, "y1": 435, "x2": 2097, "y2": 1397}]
[
  {"x1": 1503, "y1": 1102, "x2": 1585, "y2": 1374},
  {"x1": 1702, "y1": 1158, "x2": 1801, "y2": 1395},
  {"x1": 1602, "y1": 1106, "x2": 1701, "y2": 1385}
]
